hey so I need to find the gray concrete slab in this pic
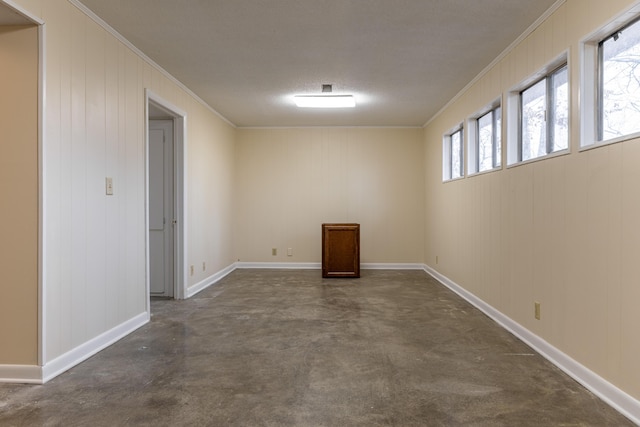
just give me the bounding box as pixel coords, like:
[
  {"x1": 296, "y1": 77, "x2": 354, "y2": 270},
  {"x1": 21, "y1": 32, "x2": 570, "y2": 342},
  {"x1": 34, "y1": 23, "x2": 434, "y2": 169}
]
[{"x1": 0, "y1": 269, "x2": 634, "y2": 426}]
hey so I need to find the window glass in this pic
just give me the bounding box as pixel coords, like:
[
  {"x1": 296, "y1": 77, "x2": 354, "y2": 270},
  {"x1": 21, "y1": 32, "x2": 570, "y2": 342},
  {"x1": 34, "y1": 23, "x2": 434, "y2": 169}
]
[
  {"x1": 521, "y1": 79, "x2": 546, "y2": 161},
  {"x1": 495, "y1": 107, "x2": 502, "y2": 167},
  {"x1": 451, "y1": 129, "x2": 463, "y2": 179},
  {"x1": 518, "y1": 65, "x2": 568, "y2": 162},
  {"x1": 600, "y1": 19, "x2": 640, "y2": 140},
  {"x1": 470, "y1": 104, "x2": 501, "y2": 174},
  {"x1": 552, "y1": 67, "x2": 569, "y2": 151},
  {"x1": 443, "y1": 127, "x2": 464, "y2": 181},
  {"x1": 477, "y1": 112, "x2": 493, "y2": 172}
]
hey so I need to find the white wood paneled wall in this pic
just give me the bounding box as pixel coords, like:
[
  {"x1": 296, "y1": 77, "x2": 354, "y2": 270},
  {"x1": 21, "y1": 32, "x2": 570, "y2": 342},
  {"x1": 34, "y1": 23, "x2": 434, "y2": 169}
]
[
  {"x1": 424, "y1": 0, "x2": 640, "y2": 403},
  {"x1": 235, "y1": 128, "x2": 425, "y2": 264},
  {"x1": 6, "y1": 0, "x2": 236, "y2": 370},
  {"x1": 42, "y1": 2, "x2": 147, "y2": 362}
]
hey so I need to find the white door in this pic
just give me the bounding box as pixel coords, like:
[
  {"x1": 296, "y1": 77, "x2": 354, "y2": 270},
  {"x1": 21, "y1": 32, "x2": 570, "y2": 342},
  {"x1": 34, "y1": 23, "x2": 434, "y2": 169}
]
[{"x1": 149, "y1": 120, "x2": 175, "y2": 297}]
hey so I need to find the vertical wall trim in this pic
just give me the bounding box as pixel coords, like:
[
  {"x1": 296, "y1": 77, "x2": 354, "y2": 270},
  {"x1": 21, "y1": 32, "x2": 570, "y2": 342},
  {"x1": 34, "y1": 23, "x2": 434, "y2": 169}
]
[
  {"x1": 145, "y1": 89, "x2": 188, "y2": 300},
  {"x1": 144, "y1": 97, "x2": 150, "y2": 313},
  {"x1": 37, "y1": 20, "x2": 46, "y2": 368},
  {"x1": 178, "y1": 115, "x2": 188, "y2": 300}
]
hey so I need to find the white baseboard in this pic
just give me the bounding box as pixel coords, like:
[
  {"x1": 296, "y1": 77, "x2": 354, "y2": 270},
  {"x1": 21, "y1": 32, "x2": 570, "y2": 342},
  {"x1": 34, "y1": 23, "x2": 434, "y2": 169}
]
[
  {"x1": 423, "y1": 264, "x2": 640, "y2": 425},
  {"x1": 235, "y1": 262, "x2": 424, "y2": 270},
  {"x1": 186, "y1": 262, "x2": 237, "y2": 298},
  {"x1": 41, "y1": 312, "x2": 149, "y2": 383},
  {"x1": 235, "y1": 262, "x2": 321, "y2": 269},
  {"x1": 0, "y1": 364, "x2": 43, "y2": 384},
  {"x1": 362, "y1": 263, "x2": 424, "y2": 270}
]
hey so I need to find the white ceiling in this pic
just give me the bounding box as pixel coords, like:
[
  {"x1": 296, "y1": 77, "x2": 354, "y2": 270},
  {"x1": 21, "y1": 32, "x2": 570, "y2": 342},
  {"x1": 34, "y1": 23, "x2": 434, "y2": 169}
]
[{"x1": 80, "y1": 1, "x2": 557, "y2": 126}]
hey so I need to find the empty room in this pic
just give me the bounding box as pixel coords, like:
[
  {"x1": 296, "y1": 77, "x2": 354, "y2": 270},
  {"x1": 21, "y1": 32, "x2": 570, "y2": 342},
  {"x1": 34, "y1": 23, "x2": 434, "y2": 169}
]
[{"x1": 1, "y1": 0, "x2": 640, "y2": 425}]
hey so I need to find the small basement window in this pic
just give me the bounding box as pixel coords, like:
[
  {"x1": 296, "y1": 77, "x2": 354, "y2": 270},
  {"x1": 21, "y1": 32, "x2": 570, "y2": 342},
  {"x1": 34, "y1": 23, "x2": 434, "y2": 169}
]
[
  {"x1": 468, "y1": 103, "x2": 501, "y2": 174},
  {"x1": 518, "y1": 64, "x2": 568, "y2": 162},
  {"x1": 443, "y1": 126, "x2": 464, "y2": 181},
  {"x1": 599, "y1": 18, "x2": 640, "y2": 141}
]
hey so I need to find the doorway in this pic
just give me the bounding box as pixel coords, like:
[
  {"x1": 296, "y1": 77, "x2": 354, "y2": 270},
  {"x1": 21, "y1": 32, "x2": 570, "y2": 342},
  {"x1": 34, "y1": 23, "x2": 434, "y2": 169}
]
[
  {"x1": 146, "y1": 91, "x2": 186, "y2": 302},
  {"x1": 149, "y1": 119, "x2": 174, "y2": 297}
]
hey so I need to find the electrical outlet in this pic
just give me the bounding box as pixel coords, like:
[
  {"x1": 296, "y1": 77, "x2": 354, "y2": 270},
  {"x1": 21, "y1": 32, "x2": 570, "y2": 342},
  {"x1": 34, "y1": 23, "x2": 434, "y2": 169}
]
[
  {"x1": 272, "y1": 248, "x2": 277, "y2": 256},
  {"x1": 287, "y1": 248, "x2": 293, "y2": 256},
  {"x1": 190, "y1": 265, "x2": 194, "y2": 276},
  {"x1": 534, "y1": 302, "x2": 541, "y2": 320}
]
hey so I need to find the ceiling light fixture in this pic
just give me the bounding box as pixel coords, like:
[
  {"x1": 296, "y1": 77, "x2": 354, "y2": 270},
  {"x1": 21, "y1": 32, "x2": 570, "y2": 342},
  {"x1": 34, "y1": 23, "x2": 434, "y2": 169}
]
[{"x1": 294, "y1": 84, "x2": 356, "y2": 108}]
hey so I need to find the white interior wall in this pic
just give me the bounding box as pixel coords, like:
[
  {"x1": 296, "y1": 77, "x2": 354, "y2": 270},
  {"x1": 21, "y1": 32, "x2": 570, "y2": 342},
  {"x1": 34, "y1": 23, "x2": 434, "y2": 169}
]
[
  {"x1": 40, "y1": 0, "x2": 149, "y2": 364},
  {"x1": 4, "y1": 1, "x2": 639, "y2": 419},
  {"x1": 424, "y1": 0, "x2": 640, "y2": 407},
  {"x1": 6, "y1": 0, "x2": 236, "y2": 379},
  {"x1": 235, "y1": 128, "x2": 424, "y2": 265}
]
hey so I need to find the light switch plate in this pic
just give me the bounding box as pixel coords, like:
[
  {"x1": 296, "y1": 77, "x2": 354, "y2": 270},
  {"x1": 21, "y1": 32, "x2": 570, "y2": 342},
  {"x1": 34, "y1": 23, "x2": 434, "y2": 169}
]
[{"x1": 105, "y1": 177, "x2": 114, "y2": 195}]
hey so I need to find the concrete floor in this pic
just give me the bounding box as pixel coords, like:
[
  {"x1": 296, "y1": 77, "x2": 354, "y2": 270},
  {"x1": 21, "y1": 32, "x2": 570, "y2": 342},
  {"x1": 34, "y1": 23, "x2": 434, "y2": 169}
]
[{"x1": 0, "y1": 269, "x2": 634, "y2": 426}]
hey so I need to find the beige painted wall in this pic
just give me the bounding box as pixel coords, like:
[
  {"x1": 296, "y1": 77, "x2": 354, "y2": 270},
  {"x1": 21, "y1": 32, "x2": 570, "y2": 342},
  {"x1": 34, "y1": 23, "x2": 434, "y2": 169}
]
[
  {"x1": 424, "y1": 0, "x2": 640, "y2": 400},
  {"x1": 8, "y1": 0, "x2": 236, "y2": 365},
  {"x1": 186, "y1": 102, "x2": 237, "y2": 289},
  {"x1": 6, "y1": 0, "x2": 637, "y2": 408},
  {"x1": 0, "y1": 25, "x2": 38, "y2": 365},
  {"x1": 235, "y1": 128, "x2": 424, "y2": 263}
]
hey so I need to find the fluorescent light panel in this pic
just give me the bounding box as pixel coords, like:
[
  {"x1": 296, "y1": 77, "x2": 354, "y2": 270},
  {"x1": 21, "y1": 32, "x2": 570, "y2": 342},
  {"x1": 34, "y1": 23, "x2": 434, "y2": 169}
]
[{"x1": 294, "y1": 95, "x2": 356, "y2": 108}]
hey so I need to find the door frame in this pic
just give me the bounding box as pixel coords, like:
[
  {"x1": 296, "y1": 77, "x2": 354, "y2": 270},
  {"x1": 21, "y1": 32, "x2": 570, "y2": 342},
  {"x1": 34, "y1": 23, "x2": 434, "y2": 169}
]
[{"x1": 145, "y1": 89, "x2": 187, "y2": 305}]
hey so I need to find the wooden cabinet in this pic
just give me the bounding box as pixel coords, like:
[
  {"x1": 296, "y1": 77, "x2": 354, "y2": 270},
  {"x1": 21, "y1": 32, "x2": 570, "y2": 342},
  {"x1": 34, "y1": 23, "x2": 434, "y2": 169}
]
[{"x1": 322, "y1": 223, "x2": 360, "y2": 278}]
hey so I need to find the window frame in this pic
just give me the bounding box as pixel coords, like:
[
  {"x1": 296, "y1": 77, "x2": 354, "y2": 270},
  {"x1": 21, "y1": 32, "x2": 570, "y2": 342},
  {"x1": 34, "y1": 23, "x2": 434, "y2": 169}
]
[
  {"x1": 597, "y1": 17, "x2": 640, "y2": 142},
  {"x1": 468, "y1": 101, "x2": 502, "y2": 176},
  {"x1": 580, "y1": 7, "x2": 640, "y2": 150},
  {"x1": 506, "y1": 53, "x2": 570, "y2": 166},
  {"x1": 442, "y1": 125, "x2": 464, "y2": 182},
  {"x1": 517, "y1": 64, "x2": 568, "y2": 162}
]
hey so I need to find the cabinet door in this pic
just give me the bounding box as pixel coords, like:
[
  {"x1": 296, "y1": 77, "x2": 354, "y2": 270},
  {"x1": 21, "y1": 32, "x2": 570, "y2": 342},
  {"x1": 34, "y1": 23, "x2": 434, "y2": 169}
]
[{"x1": 322, "y1": 224, "x2": 360, "y2": 278}]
